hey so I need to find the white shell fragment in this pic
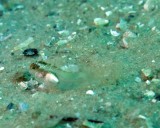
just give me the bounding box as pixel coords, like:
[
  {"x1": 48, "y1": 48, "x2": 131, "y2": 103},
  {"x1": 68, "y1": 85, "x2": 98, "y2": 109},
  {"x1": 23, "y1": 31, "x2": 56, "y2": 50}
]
[
  {"x1": 45, "y1": 73, "x2": 59, "y2": 83},
  {"x1": 138, "y1": 115, "x2": 147, "y2": 120},
  {"x1": 94, "y1": 18, "x2": 109, "y2": 26},
  {"x1": 86, "y1": 90, "x2": 95, "y2": 95},
  {"x1": 110, "y1": 29, "x2": 120, "y2": 37},
  {"x1": 105, "y1": 11, "x2": 112, "y2": 17},
  {"x1": 0, "y1": 66, "x2": 4, "y2": 71},
  {"x1": 145, "y1": 80, "x2": 151, "y2": 85}
]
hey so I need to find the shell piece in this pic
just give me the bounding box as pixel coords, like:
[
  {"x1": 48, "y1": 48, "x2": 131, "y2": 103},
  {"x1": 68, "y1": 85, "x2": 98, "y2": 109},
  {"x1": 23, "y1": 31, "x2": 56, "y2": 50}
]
[
  {"x1": 110, "y1": 29, "x2": 120, "y2": 37},
  {"x1": 86, "y1": 90, "x2": 95, "y2": 95},
  {"x1": 94, "y1": 18, "x2": 109, "y2": 26},
  {"x1": 45, "y1": 73, "x2": 59, "y2": 83},
  {"x1": 105, "y1": 11, "x2": 112, "y2": 17}
]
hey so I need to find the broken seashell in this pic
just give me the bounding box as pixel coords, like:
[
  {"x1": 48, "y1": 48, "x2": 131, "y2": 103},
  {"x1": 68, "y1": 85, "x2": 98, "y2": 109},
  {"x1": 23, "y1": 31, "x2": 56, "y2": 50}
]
[
  {"x1": 94, "y1": 18, "x2": 109, "y2": 26},
  {"x1": 110, "y1": 29, "x2": 120, "y2": 37}
]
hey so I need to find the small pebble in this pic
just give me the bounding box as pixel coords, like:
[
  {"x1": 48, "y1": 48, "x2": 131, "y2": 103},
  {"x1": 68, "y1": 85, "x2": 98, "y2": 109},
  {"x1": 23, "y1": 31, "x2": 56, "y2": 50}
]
[
  {"x1": 135, "y1": 77, "x2": 142, "y2": 83},
  {"x1": 151, "y1": 99, "x2": 157, "y2": 103},
  {"x1": 6, "y1": 102, "x2": 14, "y2": 110},
  {"x1": 146, "y1": 80, "x2": 151, "y2": 85},
  {"x1": 23, "y1": 48, "x2": 38, "y2": 57}
]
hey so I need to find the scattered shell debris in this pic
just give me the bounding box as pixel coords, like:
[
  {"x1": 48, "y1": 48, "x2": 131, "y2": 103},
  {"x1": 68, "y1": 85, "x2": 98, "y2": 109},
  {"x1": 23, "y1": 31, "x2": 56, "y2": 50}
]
[
  {"x1": 56, "y1": 31, "x2": 76, "y2": 46},
  {"x1": 1, "y1": 0, "x2": 160, "y2": 127}
]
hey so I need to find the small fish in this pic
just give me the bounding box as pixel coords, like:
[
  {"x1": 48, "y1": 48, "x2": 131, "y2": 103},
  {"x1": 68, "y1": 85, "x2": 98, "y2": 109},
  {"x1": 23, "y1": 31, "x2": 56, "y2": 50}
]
[{"x1": 30, "y1": 63, "x2": 59, "y2": 84}]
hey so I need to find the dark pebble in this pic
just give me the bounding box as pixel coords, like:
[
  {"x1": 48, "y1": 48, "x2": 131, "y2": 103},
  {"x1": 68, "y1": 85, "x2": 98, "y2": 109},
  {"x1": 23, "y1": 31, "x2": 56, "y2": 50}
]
[
  {"x1": 87, "y1": 119, "x2": 104, "y2": 123},
  {"x1": 155, "y1": 94, "x2": 160, "y2": 101},
  {"x1": 23, "y1": 48, "x2": 38, "y2": 57},
  {"x1": 62, "y1": 117, "x2": 78, "y2": 122},
  {"x1": 6, "y1": 102, "x2": 14, "y2": 110}
]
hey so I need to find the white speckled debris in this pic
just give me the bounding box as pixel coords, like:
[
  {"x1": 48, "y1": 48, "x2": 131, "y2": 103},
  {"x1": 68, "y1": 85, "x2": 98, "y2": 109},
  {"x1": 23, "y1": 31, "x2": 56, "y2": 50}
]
[{"x1": 94, "y1": 18, "x2": 109, "y2": 26}]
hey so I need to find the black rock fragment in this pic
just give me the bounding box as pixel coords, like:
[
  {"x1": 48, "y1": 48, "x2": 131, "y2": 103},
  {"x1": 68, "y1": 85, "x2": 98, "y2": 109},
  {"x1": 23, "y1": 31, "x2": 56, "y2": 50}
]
[
  {"x1": 23, "y1": 48, "x2": 38, "y2": 57},
  {"x1": 6, "y1": 102, "x2": 14, "y2": 110},
  {"x1": 87, "y1": 119, "x2": 104, "y2": 123},
  {"x1": 62, "y1": 117, "x2": 78, "y2": 122},
  {"x1": 155, "y1": 94, "x2": 160, "y2": 101}
]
